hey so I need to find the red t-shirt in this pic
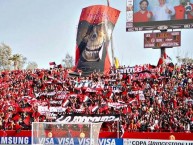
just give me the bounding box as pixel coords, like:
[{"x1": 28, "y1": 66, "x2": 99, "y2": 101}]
[
  {"x1": 134, "y1": 11, "x2": 153, "y2": 22},
  {"x1": 175, "y1": 4, "x2": 193, "y2": 20}
]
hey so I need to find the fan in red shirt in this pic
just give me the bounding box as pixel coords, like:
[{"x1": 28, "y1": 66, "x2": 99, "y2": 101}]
[
  {"x1": 134, "y1": 0, "x2": 153, "y2": 22},
  {"x1": 174, "y1": 0, "x2": 193, "y2": 20}
]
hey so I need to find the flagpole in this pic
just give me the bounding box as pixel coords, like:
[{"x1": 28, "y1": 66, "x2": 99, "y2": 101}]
[
  {"x1": 160, "y1": 30, "x2": 166, "y2": 63},
  {"x1": 107, "y1": 0, "x2": 110, "y2": 6},
  {"x1": 107, "y1": 0, "x2": 115, "y2": 67},
  {"x1": 161, "y1": 48, "x2": 166, "y2": 58},
  {"x1": 107, "y1": 0, "x2": 118, "y2": 137}
]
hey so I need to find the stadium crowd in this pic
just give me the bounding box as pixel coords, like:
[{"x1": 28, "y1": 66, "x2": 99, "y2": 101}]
[{"x1": 0, "y1": 62, "x2": 193, "y2": 133}]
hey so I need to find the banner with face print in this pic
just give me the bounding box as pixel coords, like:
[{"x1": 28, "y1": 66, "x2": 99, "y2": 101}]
[{"x1": 74, "y1": 5, "x2": 120, "y2": 75}]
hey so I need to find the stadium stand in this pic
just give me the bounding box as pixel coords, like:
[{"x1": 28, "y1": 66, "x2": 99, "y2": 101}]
[{"x1": 0, "y1": 63, "x2": 193, "y2": 133}]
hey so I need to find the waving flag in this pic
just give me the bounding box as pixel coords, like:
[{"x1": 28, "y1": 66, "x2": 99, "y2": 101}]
[
  {"x1": 62, "y1": 99, "x2": 70, "y2": 107},
  {"x1": 49, "y1": 62, "x2": 56, "y2": 68},
  {"x1": 114, "y1": 57, "x2": 120, "y2": 69},
  {"x1": 91, "y1": 105, "x2": 99, "y2": 113},
  {"x1": 83, "y1": 95, "x2": 90, "y2": 102},
  {"x1": 163, "y1": 52, "x2": 172, "y2": 60}
]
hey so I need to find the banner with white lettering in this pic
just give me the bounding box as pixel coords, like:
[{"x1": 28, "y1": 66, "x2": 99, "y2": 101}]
[
  {"x1": 33, "y1": 138, "x2": 122, "y2": 145},
  {"x1": 0, "y1": 137, "x2": 31, "y2": 144},
  {"x1": 0, "y1": 137, "x2": 122, "y2": 145},
  {"x1": 56, "y1": 115, "x2": 120, "y2": 123},
  {"x1": 123, "y1": 139, "x2": 193, "y2": 145}
]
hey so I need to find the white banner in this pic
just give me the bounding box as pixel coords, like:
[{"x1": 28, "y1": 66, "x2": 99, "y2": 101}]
[
  {"x1": 38, "y1": 106, "x2": 67, "y2": 113},
  {"x1": 56, "y1": 115, "x2": 120, "y2": 123}
]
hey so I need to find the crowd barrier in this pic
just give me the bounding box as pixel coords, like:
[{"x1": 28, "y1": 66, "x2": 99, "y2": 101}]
[{"x1": 0, "y1": 137, "x2": 193, "y2": 145}]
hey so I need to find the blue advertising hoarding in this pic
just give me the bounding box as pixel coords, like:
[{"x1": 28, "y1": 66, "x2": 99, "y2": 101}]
[{"x1": 0, "y1": 137, "x2": 123, "y2": 145}]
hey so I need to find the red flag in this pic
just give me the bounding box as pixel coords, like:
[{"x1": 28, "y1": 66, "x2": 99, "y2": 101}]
[
  {"x1": 22, "y1": 107, "x2": 32, "y2": 112},
  {"x1": 163, "y1": 52, "x2": 167, "y2": 59},
  {"x1": 99, "y1": 105, "x2": 108, "y2": 113},
  {"x1": 62, "y1": 99, "x2": 70, "y2": 107},
  {"x1": 12, "y1": 114, "x2": 21, "y2": 122},
  {"x1": 83, "y1": 95, "x2": 90, "y2": 102},
  {"x1": 157, "y1": 57, "x2": 163, "y2": 67},
  {"x1": 163, "y1": 52, "x2": 172, "y2": 60},
  {"x1": 23, "y1": 115, "x2": 31, "y2": 126},
  {"x1": 15, "y1": 123, "x2": 22, "y2": 130},
  {"x1": 49, "y1": 62, "x2": 56, "y2": 65},
  {"x1": 91, "y1": 105, "x2": 99, "y2": 113},
  {"x1": 49, "y1": 62, "x2": 56, "y2": 68},
  {"x1": 57, "y1": 64, "x2": 63, "y2": 68},
  {"x1": 32, "y1": 111, "x2": 41, "y2": 119}
]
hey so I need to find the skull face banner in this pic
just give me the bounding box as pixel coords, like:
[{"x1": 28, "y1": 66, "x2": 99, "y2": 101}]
[{"x1": 74, "y1": 5, "x2": 120, "y2": 75}]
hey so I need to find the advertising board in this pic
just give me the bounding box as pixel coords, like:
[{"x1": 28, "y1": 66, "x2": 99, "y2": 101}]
[
  {"x1": 144, "y1": 31, "x2": 181, "y2": 48},
  {"x1": 0, "y1": 137, "x2": 122, "y2": 145},
  {"x1": 123, "y1": 139, "x2": 193, "y2": 145},
  {"x1": 126, "y1": 0, "x2": 193, "y2": 31}
]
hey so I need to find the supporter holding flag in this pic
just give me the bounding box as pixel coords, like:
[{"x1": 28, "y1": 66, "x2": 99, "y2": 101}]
[
  {"x1": 157, "y1": 57, "x2": 164, "y2": 67},
  {"x1": 163, "y1": 52, "x2": 172, "y2": 64},
  {"x1": 23, "y1": 112, "x2": 31, "y2": 129},
  {"x1": 49, "y1": 62, "x2": 56, "y2": 68},
  {"x1": 57, "y1": 64, "x2": 63, "y2": 69},
  {"x1": 15, "y1": 120, "x2": 23, "y2": 133},
  {"x1": 83, "y1": 95, "x2": 90, "y2": 103}
]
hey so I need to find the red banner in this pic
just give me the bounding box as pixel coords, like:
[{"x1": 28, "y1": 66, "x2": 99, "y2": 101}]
[{"x1": 74, "y1": 5, "x2": 120, "y2": 75}]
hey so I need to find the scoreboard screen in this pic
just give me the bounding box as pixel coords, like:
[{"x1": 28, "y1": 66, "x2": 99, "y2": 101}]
[
  {"x1": 144, "y1": 31, "x2": 181, "y2": 48},
  {"x1": 126, "y1": 0, "x2": 193, "y2": 32}
]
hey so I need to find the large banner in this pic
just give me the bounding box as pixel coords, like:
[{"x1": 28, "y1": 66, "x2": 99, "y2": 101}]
[
  {"x1": 56, "y1": 114, "x2": 120, "y2": 123},
  {"x1": 2, "y1": 138, "x2": 193, "y2": 145},
  {"x1": 74, "y1": 5, "x2": 120, "y2": 75}
]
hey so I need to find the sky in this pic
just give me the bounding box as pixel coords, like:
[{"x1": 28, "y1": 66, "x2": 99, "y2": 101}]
[{"x1": 0, "y1": 0, "x2": 193, "y2": 69}]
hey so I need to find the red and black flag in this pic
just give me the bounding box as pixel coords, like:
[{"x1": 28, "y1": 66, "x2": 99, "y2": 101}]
[{"x1": 74, "y1": 5, "x2": 120, "y2": 76}]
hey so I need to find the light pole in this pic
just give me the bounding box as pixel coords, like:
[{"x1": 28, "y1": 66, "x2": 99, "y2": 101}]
[{"x1": 107, "y1": 0, "x2": 110, "y2": 6}]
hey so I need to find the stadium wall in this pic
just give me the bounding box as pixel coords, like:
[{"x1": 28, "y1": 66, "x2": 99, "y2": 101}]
[{"x1": 0, "y1": 130, "x2": 193, "y2": 145}]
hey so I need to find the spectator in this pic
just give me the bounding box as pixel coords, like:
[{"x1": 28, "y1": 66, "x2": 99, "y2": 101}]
[
  {"x1": 0, "y1": 62, "x2": 192, "y2": 133},
  {"x1": 174, "y1": 0, "x2": 193, "y2": 20},
  {"x1": 134, "y1": 0, "x2": 153, "y2": 22},
  {"x1": 152, "y1": 0, "x2": 175, "y2": 21}
]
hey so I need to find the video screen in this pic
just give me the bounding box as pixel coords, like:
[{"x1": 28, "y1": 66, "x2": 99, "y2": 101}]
[{"x1": 126, "y1": 0, "x2": 193, "y2": 31}]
